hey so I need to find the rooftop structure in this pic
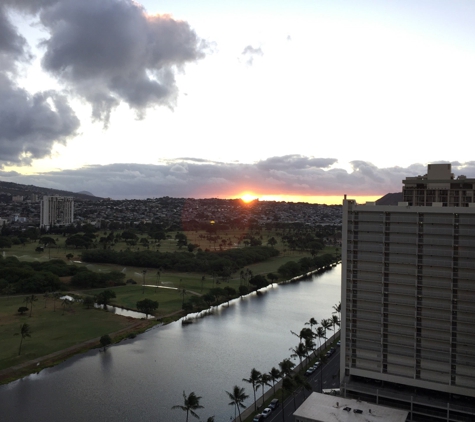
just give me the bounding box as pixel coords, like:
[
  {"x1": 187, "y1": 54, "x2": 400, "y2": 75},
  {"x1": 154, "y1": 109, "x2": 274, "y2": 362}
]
[
  {"x1": 293, "y1": 392, "x2": 408, "y2": 422},
  {"x1": 403, "y1": 163, "x2": 475, "y2": 207}
]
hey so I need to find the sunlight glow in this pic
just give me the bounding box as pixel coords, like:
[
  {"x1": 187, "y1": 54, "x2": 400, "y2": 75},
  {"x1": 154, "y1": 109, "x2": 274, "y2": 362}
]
[{"x1": 240, "y1": 193, "x2": 259, "y2": 203}]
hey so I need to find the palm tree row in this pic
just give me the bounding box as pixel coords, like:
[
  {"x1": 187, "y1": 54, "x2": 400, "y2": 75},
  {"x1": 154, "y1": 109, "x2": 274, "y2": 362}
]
[{"x1": 173, "y1": 301, "x2": 341, "y2": 422}]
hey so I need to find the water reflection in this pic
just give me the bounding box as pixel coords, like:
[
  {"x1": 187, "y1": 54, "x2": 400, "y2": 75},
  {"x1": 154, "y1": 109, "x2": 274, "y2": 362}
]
[{"x1": 94, "y1": 304, "x2": 153, "y2": 319}]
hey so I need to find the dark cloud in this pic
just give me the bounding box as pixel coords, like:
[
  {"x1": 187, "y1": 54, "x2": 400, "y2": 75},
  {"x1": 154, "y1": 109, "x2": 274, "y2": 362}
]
[
  {"x1": 241, "y1": 45, "x2": 263, "y2": 65},
  {"x1": 3, "y1": 158, "x2": 466, "y2": 201},
  {"x1": 257, "y1": 155, "x2": 337, "y2": 171},
  {"x1": 0, "y1": 5, "x2": 79, "y2": 166},
  {"x1": 35, "y1": 0, "x2": 207, "y2": 124},
  {"x1": 0, "y1": 74, "x2": 80, "y2": 165}
]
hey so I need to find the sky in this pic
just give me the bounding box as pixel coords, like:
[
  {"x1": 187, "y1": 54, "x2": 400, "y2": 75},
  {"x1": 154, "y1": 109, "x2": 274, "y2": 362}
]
[{"x1": 1, "y1": 0, "x2": 475, "y2": 203}]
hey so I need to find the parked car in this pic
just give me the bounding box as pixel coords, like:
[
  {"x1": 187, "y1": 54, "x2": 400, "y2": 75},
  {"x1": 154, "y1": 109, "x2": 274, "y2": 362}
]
[
  {"x1": 262, "y1": 408, "x2": 272, "y2": 418},
  {"x1": 305, "y1": 367, "x2": 315, "y2": 376},
  {"x1": 253, "y1": 414, "x2": 264, "y2": 422},
  {"x1": 336, "y1": 340, "x2": 341, "y2": 347},
  {"x1": 312, "y1": 362, "x2": 320, "y2": 370},
  {"x1": 269, "y1": 398, "x2": 280, "y2": 409}
]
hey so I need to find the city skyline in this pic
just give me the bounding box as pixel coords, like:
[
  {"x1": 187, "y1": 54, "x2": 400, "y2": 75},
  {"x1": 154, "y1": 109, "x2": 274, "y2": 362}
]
[{"x1": 1, "y1": 0, "x2": 475, "y2": 202}]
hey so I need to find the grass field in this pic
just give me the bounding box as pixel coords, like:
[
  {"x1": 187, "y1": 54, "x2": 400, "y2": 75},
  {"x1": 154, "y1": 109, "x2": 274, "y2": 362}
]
[{"x1": 0, "y1": 294, "x2": 137, "y2": 372}]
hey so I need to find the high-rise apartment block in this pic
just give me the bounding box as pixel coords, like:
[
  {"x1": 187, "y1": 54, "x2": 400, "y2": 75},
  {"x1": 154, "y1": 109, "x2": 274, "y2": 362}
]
[
  {"x1": 40, "y1": 196, "x2": 74, "y2": 229},
  {"x1": 341, "y1": 165, "x2": 475, "y2": 421}
]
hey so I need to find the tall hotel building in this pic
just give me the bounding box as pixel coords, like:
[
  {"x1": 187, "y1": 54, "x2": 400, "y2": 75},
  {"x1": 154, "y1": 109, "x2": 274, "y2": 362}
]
[
  {"x1": 340, "y1": 164, "x2": 475, "y2": 421},
  {"x1": 40, "y1": 196, "x2": 74, "y2": 229}
]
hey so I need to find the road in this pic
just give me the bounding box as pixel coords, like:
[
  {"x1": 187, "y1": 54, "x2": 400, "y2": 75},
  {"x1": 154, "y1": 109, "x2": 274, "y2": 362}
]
[{"x1": 261, "y1": 347, "x2": 340, "y2": 422}]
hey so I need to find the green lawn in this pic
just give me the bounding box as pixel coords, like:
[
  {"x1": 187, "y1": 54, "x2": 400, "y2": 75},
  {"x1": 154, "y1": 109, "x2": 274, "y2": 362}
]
[{"x1": 0, "y1": 294, "x2": 136, "y2": 371}]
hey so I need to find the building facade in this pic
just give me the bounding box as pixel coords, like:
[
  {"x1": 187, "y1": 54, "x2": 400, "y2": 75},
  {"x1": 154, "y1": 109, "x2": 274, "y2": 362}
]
[
  {"x1": 403, "y1": 163, "x2": 475, "y2": 207},
  {"x1": 40, "y1": 196, "x2": 74, "y2": 229},
  {"x1": 340, "y1": 198, "x2": 475, "y2": 421}
]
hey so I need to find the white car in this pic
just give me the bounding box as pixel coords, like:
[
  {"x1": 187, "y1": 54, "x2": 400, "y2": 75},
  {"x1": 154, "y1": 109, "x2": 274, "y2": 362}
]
[{"x1": 262, "y1": 407, "x2": 272, "y2": 418}]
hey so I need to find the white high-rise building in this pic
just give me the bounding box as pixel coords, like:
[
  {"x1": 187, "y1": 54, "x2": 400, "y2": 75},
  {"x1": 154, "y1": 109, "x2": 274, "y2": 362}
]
[
  {"x1": 40, "y1": 196, "x2": 74, "y2": 229},
  {"x1": 340, "y1": 167, "x2": 475, "y2": 422}
]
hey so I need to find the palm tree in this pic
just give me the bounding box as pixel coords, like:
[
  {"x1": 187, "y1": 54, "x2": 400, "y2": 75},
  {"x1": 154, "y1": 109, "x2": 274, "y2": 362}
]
[
  {"x1": 225, "y1": 385, "x2": 248, "y2": 422},
  {"x1": 315, "y1": 326, "x2": 325, "y2": 351},
  {"x1": 171, "y1": 391, "x2": 204, "y2": 422},
  {"x1": 293, "y1": 373, "x2": 312, "y2": 399},
  {"x1": 332, "y1": 301, "x2": 341, "y2": 323},
  {"x1": 18, "y1": 323, "x2": 31, "y2": 355},
  {"x1": 278, "y1": 358, "x2": 295, "y2": 378},
  {"x1": 289, "y1": 342, "x2": 307, "y2": 369},
  {"x1": 331, "y1": 314, "x2": 340, "y2": 338},
  {"x1": 242, "y1": 368, "x2": 261, "y2": 412},
  {"x1": 321, "y1": 318, "x2": 332, "y2": 341},
  {"x1": 269, "y1": 367, "x2": 281, "y2": 395},
  {"x1": 259, "y1": 373, "x2": 271, "y2": 408},
  {"x1": 282, "y1": 376, "x2": 296, "y2": 410},
  {"x1": 52, "y1": 292, "x2": 61, "y2": 312},
  {"x1": 305, "y1": 317, "x2": 318, "y2": 335},
  {"x1": 61, "y1": 297, "x2": 71, "y2": 315}
]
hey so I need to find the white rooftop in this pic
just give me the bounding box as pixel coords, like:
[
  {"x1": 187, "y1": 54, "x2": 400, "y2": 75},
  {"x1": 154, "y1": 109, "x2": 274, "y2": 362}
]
[{"x1": 293, "y1": 393, "x2": 408, "y2": 422}]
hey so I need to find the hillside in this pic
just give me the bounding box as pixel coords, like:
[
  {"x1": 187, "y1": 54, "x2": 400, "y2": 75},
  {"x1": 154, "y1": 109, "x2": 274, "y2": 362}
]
[{"x1": 0, "y1": 180, "x2": 102, "y2": 201}]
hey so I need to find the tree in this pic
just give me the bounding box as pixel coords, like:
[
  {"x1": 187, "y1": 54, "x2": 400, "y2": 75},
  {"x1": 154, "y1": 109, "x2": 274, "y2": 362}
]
[
  {"x1": 249, "y1": 275, "x2": 269, "y2": 290},
  {"x1": 305, "y1": 317, "x2": 318, "y2": 335},
  {"x1": 96, "y1": 290, "x2": 116, "y2": 310},
  {"x1": 61, "y1": 297, "x2": 72, "y2": 315},
  {"x1": 17, "y1": 306, "x2": 29, "y2": 315},
  {"x1": 136, "y1": 298, "x2": 159, "y2": 318},
  {"x1": 100, "y1": 334, "x2": 112, "y2": 351},
  {"x1": 278, "y1": 358, "x2": 295, "y2": 378},
  {"x1": 315, "y1": 326, "x2": 325, "y2": 351},
  {"x1": 282, "y1": 377, "x2": 296, "y2": 410},
  {"x1": 27, "y1": 294, "x2": 38, "y2": 317},
  {"x1": 66, "y1": 253, "x2": 74, "y2": 261},
  {"x1": 242, "y1": 368, "x2": 262, "y2": 412},
  {"x1": 259, "y1": 373, "x2": 271, "y2": 407},
  {"x1": 52, "y1": 292, "x2": 61, "y2": 312},
  {"x1": 171, "y1": 391, "x2": 203, "y2": 422},
  {"x1": 267, "y1": 236, "x2": 277, "y2": 248},
  {"x1": 225, "y1": 385, "x2": 248, "y2": 422},
  {"x1": 269, "y1": 367, "x2": 281, "y2": 396},
  {"x1": 18, "y1": 323, "x2": 31, "y2": 355},
  {"x1": 321, "y1": 318, "x2": 332, "y2": 340},
  {"x1": 290, "y1": 342, "x2": 307, "y2": 369},
  {"x1": 293, "y1": 373, "x2": 312, "y2": 399}
]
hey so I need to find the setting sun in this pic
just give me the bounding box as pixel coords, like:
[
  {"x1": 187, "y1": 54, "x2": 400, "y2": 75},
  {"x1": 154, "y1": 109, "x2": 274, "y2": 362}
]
[{"x1": 240, "y1": 193, "x2": 259, "y2": 203}]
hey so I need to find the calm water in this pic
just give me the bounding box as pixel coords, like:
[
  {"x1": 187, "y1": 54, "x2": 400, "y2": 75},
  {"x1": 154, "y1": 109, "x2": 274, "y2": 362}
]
[{"x1": 1, "y1": 265, "x2": 341, "y2": 422}]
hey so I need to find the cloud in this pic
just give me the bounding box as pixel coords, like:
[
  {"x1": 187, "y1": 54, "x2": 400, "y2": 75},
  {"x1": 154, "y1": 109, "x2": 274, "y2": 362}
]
[
  {"x1": 34, "y1": 0, "x2": 207, "y2": 124},
  {"x1": 0, "y1": 6, "x2": 79, "y2": 166},
  {"x1": 3, "y1": 158, "x2": 469, "y2": 200},
  {"x1": 0, "y1": 5, "x2": 29, "y2": 71},
  {"x1": 241, "y1": 45, "x2": 263, "y2": 66}
]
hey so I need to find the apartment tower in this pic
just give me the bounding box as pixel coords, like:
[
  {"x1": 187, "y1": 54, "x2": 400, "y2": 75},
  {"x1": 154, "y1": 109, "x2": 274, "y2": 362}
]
[
  {"x1": 340, "y1": 164, "x2": 475, "y2": 421},
  {"x1": 40, "y1": 196, "x2": 74, "y2": 229}
]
